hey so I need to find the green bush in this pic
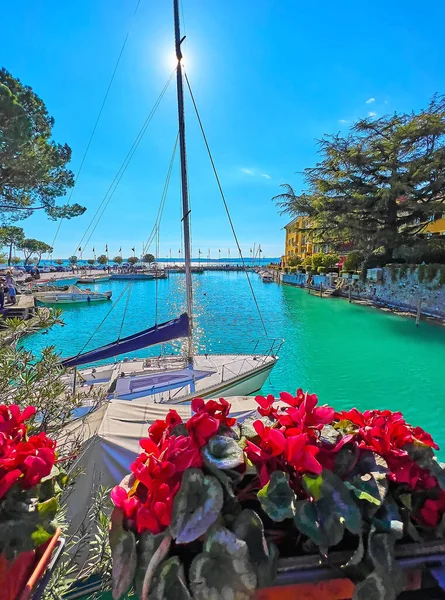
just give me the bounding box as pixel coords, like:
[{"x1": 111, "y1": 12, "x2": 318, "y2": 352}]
[
  {"x1": 322, "y1": 253, "x2": 340, "y2": 269},
  {"x1": 399, "y1": 264, "x2": 409, "y2": 278},
  {"x1": 343, "y1": 251, "x2": 364, "y2": 272},
  {"x1": 426, "y1": 264, "x2": 439, "y2": 282},
  {"x1": 388, "y1": 264, "x2": 398, "y2": 282},
  {"x1": 289, "y1": 266, "x2": 297, "y2": 274},
  {"x1": 318, "y1": 266, "x2": 327, "y2": 274},
  {"x1": 288, "y1": 255, "x2": 302, "y2": 267},
  {"x1": 418, "y1": 264, "x2": 426, "y2": 283},
  {"x1": 311, "y1": 252, "x2": 325, "y2": 269}
]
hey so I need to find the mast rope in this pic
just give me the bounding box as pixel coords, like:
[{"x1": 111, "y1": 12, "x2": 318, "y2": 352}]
[
  {"x1": 50, "y1": 0, "x2": 143, "y2": 253},
  {"x1": 117, "y1": 280, "x2": 134, "y2": 341},
  {"x1": 183, "y1": 70, "x2": 269, "y2": 338},
  {"x1": 74, "y1": 281, "x2": 133, "y2": 357},
  {"x1": 73, "y1": 72, "x2": 175, "y2": 256}
]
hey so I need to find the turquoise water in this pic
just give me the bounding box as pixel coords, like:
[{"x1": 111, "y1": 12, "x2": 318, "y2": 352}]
[{"x1": 23, "y1": 272, "x2": 445, "y2": 452}]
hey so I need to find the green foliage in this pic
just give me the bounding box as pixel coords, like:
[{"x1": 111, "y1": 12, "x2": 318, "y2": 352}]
[
  {"x1": 55, "y1": 258, "x2": 63, "y2": 265},
  {"x1": 322, "y1": 253, "x2": 340, "y2": 269},
  {"x1": 189, "y1": 526, "x2": 257, "y2": 600},
  {"x1": 311, "y1": 252, "x2": 325, "y2": 268},
  {"x1": 0, "y1": 252, "x2": 7, "y2": 263},
  {"x1": 287, "y1": 255, "x2": 302, "y2": 267},
  {"x1": 302, "y1": 256, "x2": 312, "y2": 268},
  {"x1": 289, "y1": 266, "x2": 297, "y2": 273},
  {"x1": 418, "y1": 264, "x2": 426, "y2": 283},
  {"x1": 87, "y1": 258, "x2": 95, "y2": 265},
  {"x1": 399, "y1": 263, "x2": 408, "y2": 278},
  {"x1": 10, "y1": 256, "x2": 21, "y2": 265},
  {"x1": 343, "y1": 251, "x2": 364, "y2": 272},
  {"x1": 0, "y1": 68, "x2": 85, "y2": 223},
  {"x1": 202, "y1": 435, "x2": 244, "y2": 470},
  {"x1": 0, "y1": 225, "x2": 25, "y2": 264},
  {"x1": 170, "y1": 469, "x2": 223, "y2": 544},
  {"x1": 113, "y1": 255, "x2": 123, "y2": 265},
  {"x1": 318, "y1": 266, "x2": 327, "y2": 274},
  {"x1": 128, "y1": 256, "x2": 139, "y2": 265},
  {"x1": 68, "y1": 255, "x2": 78, "y2": 265},
  {"x1": 110, "y1": 509, "x2": 137, "y2": 600},
  {"x1": 142, "y1": 253, "x2": 155, "y2": 264},
  {"x1": 97, "y1": 254, "x2": 108, "y2": 265},
  {"x1": 258, "y1": 471, "x2": 297, "y2": 522},
  {"x1": 388, "y1": 264, "x2": 398, "y2": 282},
  {"x1": 18, "y1": 238, "x2": 52, "y2": 264},
  {"x1": 426, "y1": 263, "x2": 439, "y2": 282},
  {"x1": 275, "y1": 95, "x2": 445, "y2": 258}
]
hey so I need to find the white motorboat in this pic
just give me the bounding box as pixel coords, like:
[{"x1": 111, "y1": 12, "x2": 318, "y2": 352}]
[
  {"x1": 61, "y1": 1, "x2": 278, "y2": 403},
  {"x1": 35, "y1": 285, "x2": 112, "y2": 305},
  {"x1": 77, "y1": 275, "x2": 110, "y2": 284}
]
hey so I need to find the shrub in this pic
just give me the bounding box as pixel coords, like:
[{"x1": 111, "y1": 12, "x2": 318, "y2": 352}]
[
  {"x1": 289, "y1": 266, "x2": 297, "y2": 274},
  {"x1": 418, "y1": 264, "x2": 426, "y2": 283},
  {"x1": 322, "y1": 253, "x2": 340, "y2": 269},
  {"x1": 426, "y1": 264, "x2": 439, "y2": 282},
  {"x1": 388, "y1": 264, "x2": 398, "y2": 282},
  {"x1": 311, "y1": 252, "x2": 325, "y2": 268},
  {"x1": 288, "y1": 255, "x2": 302, "y2": 267},
  {"x1": 399, "y1": 264, "x2": 409, "y2": 278},
  {"x1": 343, "y1": 251, "x2": 364, "y2": 272},
  {"x1": 318, "y1": 266, "x2": 327, "y2": 274}
]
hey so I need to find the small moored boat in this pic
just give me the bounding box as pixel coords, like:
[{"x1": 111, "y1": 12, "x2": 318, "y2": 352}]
[{"x1": 34, "y1": 285, "x2": 112, "y2": 305}]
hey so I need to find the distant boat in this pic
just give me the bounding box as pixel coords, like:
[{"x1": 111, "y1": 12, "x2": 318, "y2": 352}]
[
  {"x1": 77, "y1": 276, "x2": 110, "y2": 284},
  {"x1": 110, "y1": 273, "x2": 154, "y2": 280},
  {"x1": 35, "y1": 285, "x2": 112, "y2": 305}
]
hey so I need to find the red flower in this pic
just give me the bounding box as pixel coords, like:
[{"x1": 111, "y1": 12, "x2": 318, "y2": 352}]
[
  {"x1": 420, "y1": 492, "x2": 445, "y2": 527},
  {"x1": 187, "y1": 411, "x2": 219, "y2": 447},
  {"x1": 111, "y1": 485, "x2": 140, "y2": 520},
  {"x1": 255, "y1": 394, "x2": 277, "y2": 418},
  {"x1": 0, "y1": 469, "x2": 21, "y2": 500},
  {"x1": 285, "y1": 434, "x2": 322, "y2": 475}
]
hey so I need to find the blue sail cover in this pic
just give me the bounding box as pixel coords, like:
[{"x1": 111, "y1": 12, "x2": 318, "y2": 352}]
[{"x1": 62, "y1": 313, "x2": 189, "y2": 368}]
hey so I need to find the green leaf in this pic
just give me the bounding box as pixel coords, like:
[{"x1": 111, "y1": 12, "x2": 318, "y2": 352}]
[
  {"x1": 147, "y1": 557, "x2": 192, "y2": 600},
  {"x1": 31, "y1": 523, "x2": 54, "y2": 546},
  {"x1": 170, "y1": 469, "x2": 223, "y2": 544},
  {"x1": 134, "y1": 532, "x2": 165, "y2": 599},
  {"x1": 170, "y1": 423, "x2": 189, "y2": 437},
  {"x1": 372, "y1": 495, "x2": 403, "y2": 539},
  {"x1": 257, "y1": 471, "x2": 297, "y2": 522},
  {"x1": 140, "y1": 534, "x2": 172, "y2": 600},
  {"x1": 110, "y1": 508, "x2": 137, "y2": 600},
  {"x1": 189, "y1": 525, "x2": 257, "y2": 600},
  {"x1": 294, "y1": 499, "x2": 344, "y2": 552},
  {"x1": 302, "y1": 474, "x2": 323, "y2": 500},
  {"x1": 37, "y1": 497, "x2": 58, "y2": 520},
  {"x1": 347, "y1": 452, "x2": 388, "y2": 515},
  {"x1": 333, "y1": 444, "x2": 358, "y2": 477},
  {"x1": 366, "y1": 529, "x2": 404, "y2": 599},
  {"x1": 233, "y1": 509, "x2": 277, "y2": 588},
  {"x1": 202, "y1": 435, "x2": 244, "y2": 470},
  {"x1": 318, "y1": 470, "x2": 362, "y2": 535}
]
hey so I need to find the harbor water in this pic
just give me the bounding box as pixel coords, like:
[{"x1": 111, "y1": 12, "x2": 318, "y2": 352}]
[{"x1": 22, "y1": 271, "x2": 445, "y2": 452}]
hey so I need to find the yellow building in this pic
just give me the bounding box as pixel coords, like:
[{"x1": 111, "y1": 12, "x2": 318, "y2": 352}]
[
  {"x1": 282, "y1": 216, "x2": 314, "y2": 267},
  {"x1": 425, "y1": 216, "x2": 445, "y2": 236}
]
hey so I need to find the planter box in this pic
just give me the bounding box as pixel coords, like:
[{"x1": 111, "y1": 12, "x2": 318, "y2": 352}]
[
  {"x1": 66, "y1": 539, "x2": 445, "y2": 600},
  {"x1": 0, "y1": 528, "x2": 62, "y2": 600}
]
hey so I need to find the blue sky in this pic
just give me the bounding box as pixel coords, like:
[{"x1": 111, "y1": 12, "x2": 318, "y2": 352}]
[{"x1": 2, "y1": 0, "x2": 445, "y2": 259}]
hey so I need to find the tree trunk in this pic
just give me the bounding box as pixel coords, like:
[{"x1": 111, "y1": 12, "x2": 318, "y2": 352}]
[{"x1": 8, "y1": 242, "x2": 12, "y2": 266}]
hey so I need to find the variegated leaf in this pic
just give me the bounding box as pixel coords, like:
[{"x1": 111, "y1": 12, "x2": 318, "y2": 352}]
[
  {"x1": 202, "y1": 435, "x2": 244, "y2": 470},
  {"x1": 189, "y1": 525, "x2": 257, "y2": 600},
  {"x1": 257, "y1": 471, "x2": 297, "y2": 522},
  {"x1": 170, "y1": 469, "x2": 223, "y2": 544},
  {"x1": 147, "y1": 556, "x2": 192, "y2": 600}
]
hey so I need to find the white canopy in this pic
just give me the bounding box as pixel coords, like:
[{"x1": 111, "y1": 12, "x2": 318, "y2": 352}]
[{"x1": 61, "y1": 397, "x2": 260, "y2": 534}]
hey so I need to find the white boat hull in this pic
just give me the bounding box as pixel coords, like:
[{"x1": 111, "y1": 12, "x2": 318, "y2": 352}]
[
  {"x1": 35, "y1": 291, "x2": 112, "y2": 304},
  {"x1": 71, "y1": 354, "x2": 277, "y2": 404}
]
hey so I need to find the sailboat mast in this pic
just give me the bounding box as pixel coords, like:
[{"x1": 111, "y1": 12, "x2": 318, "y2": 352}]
[{"x1": 173, "y1": 0, "x2": 193, "y2": 358}]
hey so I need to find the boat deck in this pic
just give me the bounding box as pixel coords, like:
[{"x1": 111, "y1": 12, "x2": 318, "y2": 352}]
[{"x1": 73, "y1": 354, "x2": 276, "y2": 404}]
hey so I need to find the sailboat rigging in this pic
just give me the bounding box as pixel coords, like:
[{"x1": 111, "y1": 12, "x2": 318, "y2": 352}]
[{"x1": 62, "y1": 0, "x2": 278, "y2": 404}]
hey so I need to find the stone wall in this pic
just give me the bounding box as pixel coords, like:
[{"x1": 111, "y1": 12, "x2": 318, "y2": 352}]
[{"x1": 280, "y1": 268, "x2": 445, "y2": 319}]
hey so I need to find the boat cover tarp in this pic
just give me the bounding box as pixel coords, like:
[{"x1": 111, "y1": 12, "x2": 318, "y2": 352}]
[{"x1": 62, "y1": 312, "x2": 189, "y2": 368}]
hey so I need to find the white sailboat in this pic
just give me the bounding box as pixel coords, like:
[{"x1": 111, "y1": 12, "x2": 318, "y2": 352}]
[{"x1": 61, "y1": 0, "x2": 278, "y2": 403}]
